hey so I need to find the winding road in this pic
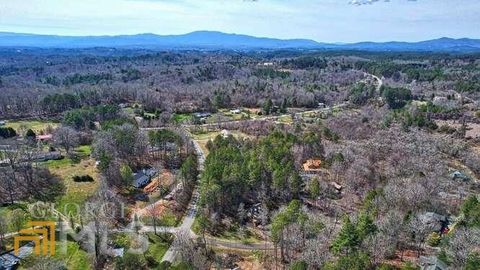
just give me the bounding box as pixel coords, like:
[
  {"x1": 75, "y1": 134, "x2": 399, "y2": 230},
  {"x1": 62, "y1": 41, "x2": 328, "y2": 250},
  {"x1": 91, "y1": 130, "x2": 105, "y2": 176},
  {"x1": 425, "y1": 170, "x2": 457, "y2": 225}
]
[{"x1": 160, "y1": 132, "x2": 203, "y2": 263}]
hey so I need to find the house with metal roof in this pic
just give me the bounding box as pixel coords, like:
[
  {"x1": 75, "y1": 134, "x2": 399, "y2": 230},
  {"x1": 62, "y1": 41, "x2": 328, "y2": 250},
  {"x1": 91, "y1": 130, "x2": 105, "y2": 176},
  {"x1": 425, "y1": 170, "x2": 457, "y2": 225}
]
[
  {"x1": 132, "y1": 168, "x2": 158, "y2": 188},
  {"x1": 420, "y1": 256, "x2": 448, "y2": 270},
  {"x1": 0, "y1": 242, "x2": 34, "y2": 270}
]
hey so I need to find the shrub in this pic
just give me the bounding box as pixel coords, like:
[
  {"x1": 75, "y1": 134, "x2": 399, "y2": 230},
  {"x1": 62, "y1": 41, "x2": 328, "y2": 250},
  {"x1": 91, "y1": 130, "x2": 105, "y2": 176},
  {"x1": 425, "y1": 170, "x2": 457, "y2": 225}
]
[
  {"x1": 427, "y1": 232, "x2": 441, "y2": 246},
  {"x1": 72, "y1": 175, "x2": 94, "y2": 182},
  {"x1": 25, "y1": 129, "x2": 36, "y2": 139},
  {"x1": 382, "y1": 86, "x2": 412, "y2": 109},
  {"x1": 289, "y1": 260, "x2": 308, "y2": 270},
  {"x1": 0, "y1": 127, "x2": 17, "y2": 138}
]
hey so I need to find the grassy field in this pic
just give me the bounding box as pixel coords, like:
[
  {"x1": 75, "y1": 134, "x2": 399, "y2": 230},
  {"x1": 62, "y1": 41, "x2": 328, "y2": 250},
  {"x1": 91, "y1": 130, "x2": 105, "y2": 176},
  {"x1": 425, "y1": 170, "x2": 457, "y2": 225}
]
[
  {"x1": 54, "y1": 241, "x2": 92, "y2": 270},
  {"x1": 145, "y1": 233, "x2": 173, "y2": 263},
  {"x1": 42, "y1": 146, "x2": 99, "y2": 215},
  {"x1": 191, "y1": 130, "x2": 253, "y2": 155},
  {"x1": 217, "y1": 109, "x2": 252, "y2": 121},
  {"x1": 192, "y1": 217, "x2": 262, "y2": 244},
  {"x1": 173, "y1": 113, "x2": 192, "y2": 123},
  {"x1": 141, "y1": 209, "x2": 179, "y2": 227},
  {"x1": 191, "y1": 131, "x2": 220, "y2": 155},
  {"x1": 5, "y1": 120, "x2": 59, "y2": 133}
]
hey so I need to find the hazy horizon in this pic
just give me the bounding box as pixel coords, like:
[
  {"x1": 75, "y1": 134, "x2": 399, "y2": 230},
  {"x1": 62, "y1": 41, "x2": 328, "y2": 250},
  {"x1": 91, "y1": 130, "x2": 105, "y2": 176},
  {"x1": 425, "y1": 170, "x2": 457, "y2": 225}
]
[
  {"x1": 0, "y1": 30, "x2": 477, "y2": 44},
  {"x1": 0, "y1": 0, "x2": 479, "y2": 43}
]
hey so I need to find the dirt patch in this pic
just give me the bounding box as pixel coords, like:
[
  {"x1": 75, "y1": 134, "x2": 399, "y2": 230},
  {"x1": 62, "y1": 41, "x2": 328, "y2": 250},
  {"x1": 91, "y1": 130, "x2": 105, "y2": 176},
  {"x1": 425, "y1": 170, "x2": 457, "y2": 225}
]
[
  {"x1": 136, "y1": 200, "x2": 172, "y2": 218},
  {"x1": 436, "y1": 120, "x2": 480, "y2": 139}
]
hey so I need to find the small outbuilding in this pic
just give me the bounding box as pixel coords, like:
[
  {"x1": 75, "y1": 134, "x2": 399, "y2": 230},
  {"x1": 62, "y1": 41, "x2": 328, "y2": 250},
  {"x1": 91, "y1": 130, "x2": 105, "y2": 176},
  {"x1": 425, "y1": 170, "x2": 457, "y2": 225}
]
[{"x1": 450, "y1": 170, "x2": 470, "y2": 181}]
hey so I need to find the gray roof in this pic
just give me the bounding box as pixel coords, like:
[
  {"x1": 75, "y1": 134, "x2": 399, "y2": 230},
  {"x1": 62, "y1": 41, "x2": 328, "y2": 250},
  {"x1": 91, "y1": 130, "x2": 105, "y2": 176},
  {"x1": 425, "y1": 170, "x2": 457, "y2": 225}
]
[
  {"x1": 132, "y1": 168, "x2": 158, "y2": 188},
  {"x1": 420, "y1": 256, "x2": 448, "y2": 270},
  {"x1": 0, "y1": 242, "x2": 34, "y2": 270},
  {"x1": 194, "y1": 112, "x2": 211, "y2": 118},
  {"x1": 450, "y1": 171, "x2": 469, "y2": 181}
]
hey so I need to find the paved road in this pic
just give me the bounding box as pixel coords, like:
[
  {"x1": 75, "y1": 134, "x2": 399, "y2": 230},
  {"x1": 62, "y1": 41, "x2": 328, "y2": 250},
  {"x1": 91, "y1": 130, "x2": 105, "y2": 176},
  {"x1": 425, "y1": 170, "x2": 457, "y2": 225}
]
[
  {"x1": 364, "y1": 72, "x2": 383, "y2": 93},
  {"x1": 160, "y1": 133, "x2": 204, "y2": 263}
]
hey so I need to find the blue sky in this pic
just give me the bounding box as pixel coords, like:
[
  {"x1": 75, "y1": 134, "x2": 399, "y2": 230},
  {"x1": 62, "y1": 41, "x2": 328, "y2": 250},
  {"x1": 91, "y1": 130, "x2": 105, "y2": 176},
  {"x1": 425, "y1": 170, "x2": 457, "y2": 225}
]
[{"x1": 0, "y1": 0, "x2": 478, "y2": 42}]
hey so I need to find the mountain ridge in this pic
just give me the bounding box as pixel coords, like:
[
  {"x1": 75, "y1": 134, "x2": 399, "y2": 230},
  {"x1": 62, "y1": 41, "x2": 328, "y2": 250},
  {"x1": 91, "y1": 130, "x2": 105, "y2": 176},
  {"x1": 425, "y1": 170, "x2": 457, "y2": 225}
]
[{"x1": 0, "y1": 31, "x2": 479, "y2": 52}]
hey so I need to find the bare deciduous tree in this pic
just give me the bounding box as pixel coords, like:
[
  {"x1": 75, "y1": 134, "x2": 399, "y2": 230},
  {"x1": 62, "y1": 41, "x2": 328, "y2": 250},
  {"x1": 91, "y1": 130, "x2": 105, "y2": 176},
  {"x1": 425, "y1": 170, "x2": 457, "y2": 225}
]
[
  {"x1": 53, "y1": 126, "x2": 79, "y2": 155},
  {"x1": 446, "y1": 227, "x2": 480, "y2": 269}
]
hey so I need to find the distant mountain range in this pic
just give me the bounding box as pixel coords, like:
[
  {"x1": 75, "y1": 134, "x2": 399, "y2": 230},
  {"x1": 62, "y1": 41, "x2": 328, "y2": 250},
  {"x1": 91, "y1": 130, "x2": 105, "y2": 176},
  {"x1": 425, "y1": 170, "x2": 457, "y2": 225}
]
[{"x1": 0, "y1": 31, "x2": 479, "y2": 52}]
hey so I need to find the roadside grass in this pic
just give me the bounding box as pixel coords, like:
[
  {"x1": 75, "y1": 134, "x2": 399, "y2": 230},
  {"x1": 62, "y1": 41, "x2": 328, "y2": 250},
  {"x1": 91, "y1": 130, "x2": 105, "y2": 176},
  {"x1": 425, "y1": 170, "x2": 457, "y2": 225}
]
[
  {"x1": 145, "y1": 232, "x2": 173, "y2": 262},
  {"x1": 191, "y1": 131, "x2": 220, "y2": 155},
  {"x1": 5, "y1": 120, "x2": 59, "y2": 133},
  {"x1": 191, "y1": 130, "x2": 220, "y2": 140},
  {"x1": 192, "y1": 216, "x2": 261, "y2": 244},
  {"x1": 158, "y1": 211, "x2": 179, "y2": 227},
  {"x1": 141, "y1": 210, "x2": 179, "y2": 227},
  {"x1": 214, "y1": 226, "x2": 262, "y2": 244}
]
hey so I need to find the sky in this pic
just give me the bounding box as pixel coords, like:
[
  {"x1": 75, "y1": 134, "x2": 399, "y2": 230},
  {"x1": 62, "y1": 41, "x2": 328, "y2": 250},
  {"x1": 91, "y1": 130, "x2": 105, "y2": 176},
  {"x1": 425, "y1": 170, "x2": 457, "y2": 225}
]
[{"x1": 0, "y1": 0, "x2": 478, "y2": 43}]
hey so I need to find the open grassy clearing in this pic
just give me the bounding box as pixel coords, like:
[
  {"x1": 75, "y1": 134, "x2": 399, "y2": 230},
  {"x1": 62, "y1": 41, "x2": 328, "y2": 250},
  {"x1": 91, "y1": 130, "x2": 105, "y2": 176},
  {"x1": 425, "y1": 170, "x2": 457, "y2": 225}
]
[
  {"x1": 191, "y1": 130, "x2": 253, "y2": 155},
  {"x1": 276, "y1": 114, "x2": 293, "y2": 124},
  {"x1": 54, "y1": 240, "x2": 92, "y2": 270},
  {"x1": 145, "y1": 232, "x2": 173, "y2": 262},
  {"x1": 217, "y1": 108, "x2": 252, "y2": 121},
  {"x1": 41, "y1": 146, "x2": 99, "y2": 215},
  {"x1": 192, "y1": 217, "x2": 263, "y2": 244},
  {"x1": 173, "y1": 113, "x2": 192, "y2": 123},
  {"x1": 5, "y1": 120, "x2": 59, "y2": 133}
]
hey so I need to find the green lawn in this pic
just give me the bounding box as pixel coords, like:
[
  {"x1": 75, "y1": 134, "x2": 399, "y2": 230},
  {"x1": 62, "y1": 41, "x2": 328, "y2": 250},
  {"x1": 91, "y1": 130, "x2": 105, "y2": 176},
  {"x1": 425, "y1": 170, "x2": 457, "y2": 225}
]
[
  {"x1": 54, "y1": 241, "x2": 92, "y2": 270},
  {"x1": 75, "y1": 145, "x2": 92, "y2": 157},
  {"x1": 141, "y1": 210, "x2": 179, "y2": 227},
  {"x1": 21, "y1": 239, "x2": 91, "y2": 270},
  {"x1": 42, "y1": 146, "x2": 99, "y2": 216},
  {"x1": 277, "y1": 114, "x2": 293, "y2": 124},
  {"x1": 145, "y1": 233, "x2": 173, "y2": 263},
  {"x1": 173, "y1": 113, "x2": 192, "y2": 123},
  {"x1": 192, "y1": 216, "x2": 261, "y2": 244},
  {"x1": 5, "y1": 120, "x2": 59, "y2": 134}
]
